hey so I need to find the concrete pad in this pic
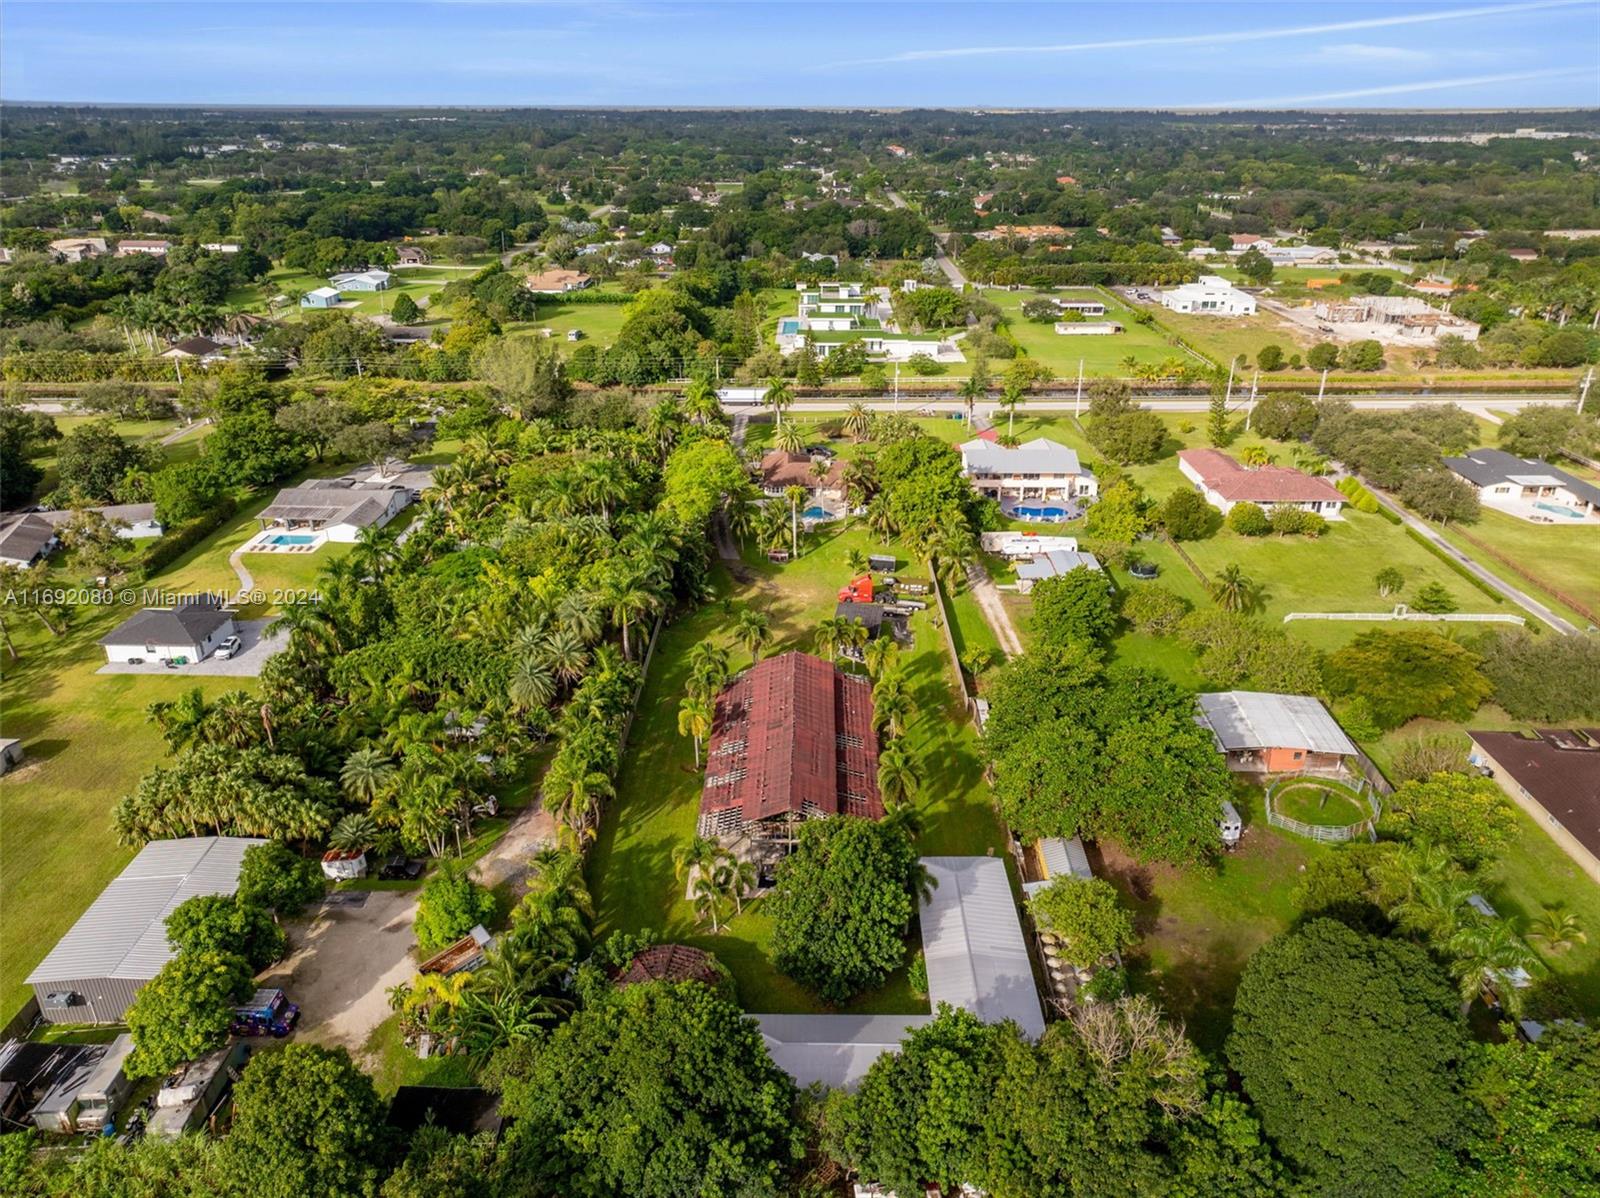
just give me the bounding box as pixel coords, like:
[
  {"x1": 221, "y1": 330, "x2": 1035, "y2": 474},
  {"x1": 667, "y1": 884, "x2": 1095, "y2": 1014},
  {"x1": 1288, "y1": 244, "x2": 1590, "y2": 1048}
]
[{"x1": 96, "y1": 619, "x2": 284, "y2": 677}]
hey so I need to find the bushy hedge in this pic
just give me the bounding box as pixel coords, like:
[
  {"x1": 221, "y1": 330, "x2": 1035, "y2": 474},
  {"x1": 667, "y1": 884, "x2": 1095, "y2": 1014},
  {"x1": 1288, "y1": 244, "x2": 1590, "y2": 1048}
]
[
  {"x1": 1335, "y1": 475, "x2": 1399, "y2": 523},
  {"x1": 2, "y1": 351, "x2": 184, "y2": 383},
  {"x1": 139, "y1": 494, "x2": 238, "y2": 576}
]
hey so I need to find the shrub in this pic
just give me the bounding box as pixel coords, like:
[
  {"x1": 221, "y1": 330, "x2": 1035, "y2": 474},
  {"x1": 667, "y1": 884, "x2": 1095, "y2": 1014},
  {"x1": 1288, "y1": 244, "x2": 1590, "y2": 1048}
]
[
  {"x1": 1121, "y1": 584, "x2": 1191, "y2": 635},
  {"x1": 1410, "y1": 582, "x2": 1458, "y2": 614},
  {"x1": 1256, "y1": 344, "x2": 1285, "y2": 372},
  {"x1": 1159, "y1": 487, "x2": 1219, "y2": 541},
  {"x1": 1306, "y1": 342, "x2": 1340, "y2": 371},
  {"x1": 414, "y1": 865, "x2": 497, "y2": 953},
  {"x1": 903, "y1": 353, "x2": 945, "y2": 376},
  {"x1": 1268, "y1": 505, "x2": 1328, "y2": 537},
  {"x1": 138, "y1": 494, "x2": 239, "y2": 576},
  {"x1": 1227, "y1": 501, "x2": 1271, "y2": 536}
]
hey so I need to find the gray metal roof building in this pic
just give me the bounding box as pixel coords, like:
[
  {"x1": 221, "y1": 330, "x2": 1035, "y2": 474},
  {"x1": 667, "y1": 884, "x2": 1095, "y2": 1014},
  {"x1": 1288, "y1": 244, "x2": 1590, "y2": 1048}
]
[
  {"x1": 1196, "y1": 691, "x2": 1358, "y2": 758},
  {"x1": 756, "y1": 855, "x2": 1043, "y2": 1089},
  {"x1": 98, "y1": 599, "x2": 235, "y2": 650},
  {"x1": 27, "y1": 836, "x2": 265, "y2": 1024}
]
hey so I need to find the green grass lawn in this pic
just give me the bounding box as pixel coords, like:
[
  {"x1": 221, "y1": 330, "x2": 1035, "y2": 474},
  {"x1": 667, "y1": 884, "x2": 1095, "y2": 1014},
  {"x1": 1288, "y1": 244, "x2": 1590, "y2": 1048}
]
[
  {"x1": 987, "y1": 288, "x2": 1185, "y2": 377},
  {"x1": 252, "y1": 266, "x2": 459, "y2": 323},
  {"x1": 1434, "y1": 506, "x2": 1600, "y2": 622},
  {"x1": 1270, "y1": 777, "x2": 1370, "y2": 827},
  {"x1": 1099, "y1": 784, "x2": 1326, "y2": 1053},
  {"x1": 0, "y1": 609, "x2": 252, "y2": 1022},
  {"x1": 508, "y1": 297, "x2": 630, "y2": 353},
  {"x1": 586, "y1": 523, "x2": 1009, "y2": 1015}
]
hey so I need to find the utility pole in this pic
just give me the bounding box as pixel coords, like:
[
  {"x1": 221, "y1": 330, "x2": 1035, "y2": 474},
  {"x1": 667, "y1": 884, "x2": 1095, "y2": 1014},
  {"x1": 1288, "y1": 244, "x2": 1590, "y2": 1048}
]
[
  {"x1": 1317, "y1": 367, "x2": 1329, "y2": 401},
  {"x1": 1074, "y1": 358, "x2": 1084, "y2": 417},
  {"x1": 1580, "y1": 366, "x2": 1594, "y2": 416},
  {"x1": 894, "y1": 363, "x2": 900, "y2": 412},
  {"x1": 1223, "y1": 357, "x2": 1235, "y2": 405}
]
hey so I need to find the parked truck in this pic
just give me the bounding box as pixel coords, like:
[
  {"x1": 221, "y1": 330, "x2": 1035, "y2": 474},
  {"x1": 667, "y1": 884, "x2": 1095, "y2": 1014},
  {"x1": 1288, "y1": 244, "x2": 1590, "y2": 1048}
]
[{"x1": 230, "y1": 989, "x2": 299, "y2": 1038}]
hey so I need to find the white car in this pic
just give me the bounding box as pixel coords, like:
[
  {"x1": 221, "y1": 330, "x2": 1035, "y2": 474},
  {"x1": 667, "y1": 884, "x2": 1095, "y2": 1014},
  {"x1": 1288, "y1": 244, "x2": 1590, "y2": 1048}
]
[{"x1": 214, "y1": 635, "x2": 242, "y2": 660}]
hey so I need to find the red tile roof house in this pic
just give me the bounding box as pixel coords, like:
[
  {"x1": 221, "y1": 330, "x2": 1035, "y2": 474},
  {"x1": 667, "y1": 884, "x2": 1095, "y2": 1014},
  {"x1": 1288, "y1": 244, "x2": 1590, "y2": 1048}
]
[
  {"x1": 1177, "y1": 448, "x2": 1346, "y2": 517},
  {"x1": 758, "y1": 450, "x2": 846, "y2": 506},
  {"x1": 697, "y1": 652, "x2": 882, "y2": 850}
]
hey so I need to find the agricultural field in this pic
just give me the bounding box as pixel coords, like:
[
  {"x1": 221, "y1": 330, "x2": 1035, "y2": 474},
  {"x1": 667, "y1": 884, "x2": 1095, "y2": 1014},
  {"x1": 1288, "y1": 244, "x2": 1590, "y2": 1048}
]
[{"x1": 587, "y1": 524, "x2": 1009, "y2": 1015}]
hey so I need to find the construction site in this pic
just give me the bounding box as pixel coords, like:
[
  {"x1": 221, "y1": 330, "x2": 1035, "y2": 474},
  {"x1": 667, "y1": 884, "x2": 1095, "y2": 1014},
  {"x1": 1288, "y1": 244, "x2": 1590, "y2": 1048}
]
[{"x1": 1307, "y1": 295, "x2": 1481, "y2": 345}]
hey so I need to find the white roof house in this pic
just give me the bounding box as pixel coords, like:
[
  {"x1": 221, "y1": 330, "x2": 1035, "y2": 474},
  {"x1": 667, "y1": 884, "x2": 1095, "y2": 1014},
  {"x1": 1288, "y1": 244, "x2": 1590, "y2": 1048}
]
[
  {"x1": 28, "y1": 837, "x2": 265, "y2": 1023},
  {"x1": 959, "y1": 438, "x2": 1098, "y2": 501},
  {"x1": 1014, "y1": 549, "x2": 1104, "y2": 594},
  {"x1": 301, "y1": 286, "x2": 341, "y2": 308},
  {"x1": 1196, "y1": 691, "x2": 1359, "y2": 758},
  {"x1": 757, "y1": 856, "x2": 1043, "y2": 1089},
  {"x1": 1160, "y1": 275, "x2": 1257, "y2": 316},
  {"x1": 329, "y1": 269, "x2": 393, "y2": 292}
]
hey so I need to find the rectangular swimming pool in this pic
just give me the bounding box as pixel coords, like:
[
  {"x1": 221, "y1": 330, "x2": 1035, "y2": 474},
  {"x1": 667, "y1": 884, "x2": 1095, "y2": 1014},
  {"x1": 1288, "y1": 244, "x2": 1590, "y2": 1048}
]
[{"x1": 266, "y1": 534, "x2": 318, "y2": 546}]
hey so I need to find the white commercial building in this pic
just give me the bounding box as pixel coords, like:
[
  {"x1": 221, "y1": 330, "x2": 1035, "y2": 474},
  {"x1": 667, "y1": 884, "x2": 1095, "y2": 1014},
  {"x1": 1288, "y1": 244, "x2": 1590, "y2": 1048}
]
[{"x1": 1159, "y1": 275, "x2": 1257, "y2": 316}]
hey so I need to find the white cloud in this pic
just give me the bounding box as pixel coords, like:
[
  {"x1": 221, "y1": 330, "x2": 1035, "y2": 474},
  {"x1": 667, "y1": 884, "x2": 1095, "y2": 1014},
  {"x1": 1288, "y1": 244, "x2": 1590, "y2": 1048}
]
[
  {"x1": 1311, "y1": 42, "x2": 1436, "y2": 65},
  {"x1": 825, "y1": 1, "x2": 1585, "y2": 68},
  {"x1": 1202, "y1": 65, "x2": 1596, "y2": 108}
]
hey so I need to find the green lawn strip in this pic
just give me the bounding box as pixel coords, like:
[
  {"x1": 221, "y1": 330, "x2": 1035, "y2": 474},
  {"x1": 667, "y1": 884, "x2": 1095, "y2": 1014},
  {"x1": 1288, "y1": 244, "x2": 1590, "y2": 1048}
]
[
  {"x1": 1432, "y1": 507, "x2": 1600, "y2": 622},
  {"x1": 1269, "y1": 777, "x2": 1370, "y2": 827},
  {"x1": 0, "y1": 611, "x2": 252, "y2": 1022},
  {"x1": 588, "y1": 524, "x2": 1007, "y2": 1015},
  {"x1": 1099, "y1": 784, "x2": 1325, "y2": 1054}
]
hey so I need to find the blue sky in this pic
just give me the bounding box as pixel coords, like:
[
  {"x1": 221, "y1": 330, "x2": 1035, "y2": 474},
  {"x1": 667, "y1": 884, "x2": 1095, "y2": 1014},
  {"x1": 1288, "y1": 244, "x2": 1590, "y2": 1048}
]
[{"x1": 3, "y1": 1, "x2": 1597, "y2": 108}]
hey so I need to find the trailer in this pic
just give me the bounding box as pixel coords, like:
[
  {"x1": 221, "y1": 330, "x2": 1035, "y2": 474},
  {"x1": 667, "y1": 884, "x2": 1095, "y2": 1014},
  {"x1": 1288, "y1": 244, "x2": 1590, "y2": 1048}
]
[
  {"x1": 1219, "y1": 800, "x2": 1243, "y2": 849},
  {"x1": 716, "y1": 386, "x2": 768, "y2": 406},
  {"x1": 418, "y1": 925, "x2": 495, "y2": 977},
  {"x1": 148, "y1": 1041, "x2": 252, "y2": 1140},
  {"x1": 71, "y1": 1034, "x2": 135, "y2": 1132}
]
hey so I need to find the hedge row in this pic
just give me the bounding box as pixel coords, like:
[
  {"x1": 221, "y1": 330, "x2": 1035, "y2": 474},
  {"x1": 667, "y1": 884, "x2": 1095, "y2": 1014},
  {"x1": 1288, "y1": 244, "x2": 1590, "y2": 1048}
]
[
  {"x1": 1336, "y1": 476, "x2": 1401, "y2": 524},
  {"x1": 140, "y1": 494, "x2": 239, "y2": 577},
  {"x1": 538, "y1": 289, "x2": 631, "y2": 305},
  {"x1": 3, "y1": 352, "x2": 184, "y2": 383},
  {"x1": 1401, "y1": 527, "x2": 1505, "y2": 605}
]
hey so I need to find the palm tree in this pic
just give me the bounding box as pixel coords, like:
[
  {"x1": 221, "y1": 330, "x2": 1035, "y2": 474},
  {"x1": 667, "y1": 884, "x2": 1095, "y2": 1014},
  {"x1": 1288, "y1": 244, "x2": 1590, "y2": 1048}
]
[
  {"x1": 509, "y1": 657, "x2": 557, "y2": 713},
  {"x1": 538, "y1": 626, "x2": 591, "y2": 685},
  {"x1": 873, "y1": 677, "x2": 911, "y2": 739},
  {"x1": 600, "y1": 569, "x2": 656, "y2": 660},
  {"x1": 765, "y1": 376, "x2": 794, "y2": 427},
  {"x1": 1447, "y1": 918, "x2": 1540, "y2": 1016},
  {"x1": 715, "y1": 854, "x2": 757, "y2": 916},
  {"x1": 328, "y1": 812, "x2": 380, "y2": 853},
  {"x1": 773, "y1": 420, "x2": 806, "y2": 454},
  {"x1": 877, "y1": 742, "x2": 920, "y2": 806},
  {"x1": 1529, "y1": 907, "x2": 1586, "y2": 953},
  {"x1": 866, "y1": 494, "x2": 898, "y2": 542},
  {"x1": 733, "y1": 607, "x2": 771, "y2": 663},
  {"x1": 814, "y1": 616, "x2": 850, "y2": 662},
  {"x1": 1209, "y1": 564, "x2": 1258, "y2": 614},
  {"x1": 998, "y1": 379, "x2": 1026, "y2": 440},
  {"x1": 1239, "y1": 445, "x2": 1275, "y2": 468},
  {"x1": 863, "y1": 637, "x2": 898, "y2": 680},
  {"x1": 683, "y1": 378, "x2": 723, "y2": 426},
  {"x1": 557, "y1": 590, "x2": 605, "y2": 644},
  {"x1": 686, "y1": 641, "x2": 731, "y2": 699},
  {"x1": 928, "y1": 507, "x2": 977, "y2": 590},
  {"x1": 957, "y1": 370, "x2": 987, "y2": 428},
  {"x1": 843, "y1": 401, "x2": 872, "y2": 442},
  {"x1": 692, "y1": 872, "x2": 731, "y2": 932},
  {"x1": 784, "y1": 484, "x2": 808, "y2": 557},
  {"x1": 847, "y1": 548, "x2": 869, "y2": 576},
  {"x1": 672, "y1": 836, "x2": 723, "y2": 886},
  {"x1": 678, "y1": 694, "x2": 715, "y2": 766},
  {"x1": 147, "y1": 687, "x2": 211, "y2": 752},
  {"x1": 340, "y1": 747, "x2": 396, "y2": 804}
]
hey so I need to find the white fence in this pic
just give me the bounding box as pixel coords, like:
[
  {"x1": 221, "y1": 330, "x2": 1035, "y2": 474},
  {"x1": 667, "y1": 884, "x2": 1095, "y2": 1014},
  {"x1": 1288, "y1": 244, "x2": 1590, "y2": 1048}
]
[
  {"x1": 1266, "y1": 776, "x2": 1382, "y2": 844},
  {"x1": 1283, "y1": 608, "x2": 1525, "y2": 626}
]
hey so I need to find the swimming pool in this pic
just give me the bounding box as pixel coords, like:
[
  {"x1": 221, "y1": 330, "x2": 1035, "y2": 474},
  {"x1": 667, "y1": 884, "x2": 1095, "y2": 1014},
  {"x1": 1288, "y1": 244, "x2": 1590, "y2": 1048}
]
[
  {"x1": 779, "y1": 319, "x2": 801, "y2": 336},
  {"x1": 266, "y1": 534, "x2": 318, "y2": 546},
  {"x1": 802, "y1": 506, "x2": 836, "y2": 521},
  {"x1": 1012, "y1": 505, "x2": 1068, "y2": 521},
  {"x1": 1533, "y1": 501, "x2": 1584, "y2": 520}
]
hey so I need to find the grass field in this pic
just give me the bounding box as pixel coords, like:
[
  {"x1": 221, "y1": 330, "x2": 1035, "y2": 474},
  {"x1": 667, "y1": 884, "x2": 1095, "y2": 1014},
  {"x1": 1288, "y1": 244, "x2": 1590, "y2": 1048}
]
[
  {"x1": 510, "y1": 297, "x2": 631, "y2": 353},
  {"x1": 1099, "y1": 784, "x2": 1325, "y2": 1052},
  {"x1": 249, "y1": 266, "x2": 462, "y2": 322},
  {"x1": 1434, "y1": 506, "x2": 1600, "y2": 621},
  {"x1": 0, "y1": 608, "x2": 252, "y2": 1022},
  {"x1": 586, "y1": 523, "x2": 1008, "y2": 1015},
  {"x1": 987, "y1": 288, "x2": 1184, "y2": 377}
]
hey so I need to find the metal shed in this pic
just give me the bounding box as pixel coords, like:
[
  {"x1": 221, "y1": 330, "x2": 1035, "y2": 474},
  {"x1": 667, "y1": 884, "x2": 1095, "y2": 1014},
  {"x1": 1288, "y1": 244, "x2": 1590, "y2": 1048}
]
[{"x1": 26, "y1": 837, "x2": 265, "y2": 1023}]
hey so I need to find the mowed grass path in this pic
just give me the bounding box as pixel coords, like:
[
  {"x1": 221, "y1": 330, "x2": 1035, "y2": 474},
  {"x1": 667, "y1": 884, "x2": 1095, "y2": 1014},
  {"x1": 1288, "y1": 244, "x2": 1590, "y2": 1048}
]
[{"x1": 586, "y1": 525, "x2": 1009, "y2": 1014}]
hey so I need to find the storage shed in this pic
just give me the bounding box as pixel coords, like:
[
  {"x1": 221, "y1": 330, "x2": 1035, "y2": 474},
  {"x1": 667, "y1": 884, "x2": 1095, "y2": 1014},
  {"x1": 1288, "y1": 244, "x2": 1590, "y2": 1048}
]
[{"x1": 27, "y1": 836, "x2": 265, "y2": 1023}]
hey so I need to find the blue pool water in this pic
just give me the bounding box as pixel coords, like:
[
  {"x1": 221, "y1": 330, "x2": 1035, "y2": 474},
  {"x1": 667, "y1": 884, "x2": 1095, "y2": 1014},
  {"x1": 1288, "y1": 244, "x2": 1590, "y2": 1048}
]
[
  {"x1": 1533, "y1": 501, "x2": 1584, "y2": 520},
  {"x1": 802, "y1": 506, "x2": 836, "y2": 521},
  {"x1": 266, "y1": 534, "x2": 318, "y2": 545},
  {"x1": 778, "y1": 319, "x2": 801, "y2": 335},
  {"x1": 1013, "y1": 505, "x2": 1068, "y2": 521}
]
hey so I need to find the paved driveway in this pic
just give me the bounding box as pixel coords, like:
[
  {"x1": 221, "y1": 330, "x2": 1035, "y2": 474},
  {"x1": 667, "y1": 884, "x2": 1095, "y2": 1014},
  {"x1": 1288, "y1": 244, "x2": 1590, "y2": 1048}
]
[{"x1": 96, "y1": 619, "x2": 284, "y2": 677}]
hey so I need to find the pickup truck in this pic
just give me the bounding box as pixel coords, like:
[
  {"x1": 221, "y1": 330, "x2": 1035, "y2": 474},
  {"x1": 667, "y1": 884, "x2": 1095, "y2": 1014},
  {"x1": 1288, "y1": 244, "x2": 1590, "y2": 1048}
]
[{"x1": 230, "y1": 988, "x2": 300, "y2": 1037}]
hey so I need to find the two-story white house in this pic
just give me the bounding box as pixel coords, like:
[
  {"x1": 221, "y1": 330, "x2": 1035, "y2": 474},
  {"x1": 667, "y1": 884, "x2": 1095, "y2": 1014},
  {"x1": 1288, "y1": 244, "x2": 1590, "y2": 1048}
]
[{"x1": 958, "y1": 437, "x2": 1099, "y2": 504}]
